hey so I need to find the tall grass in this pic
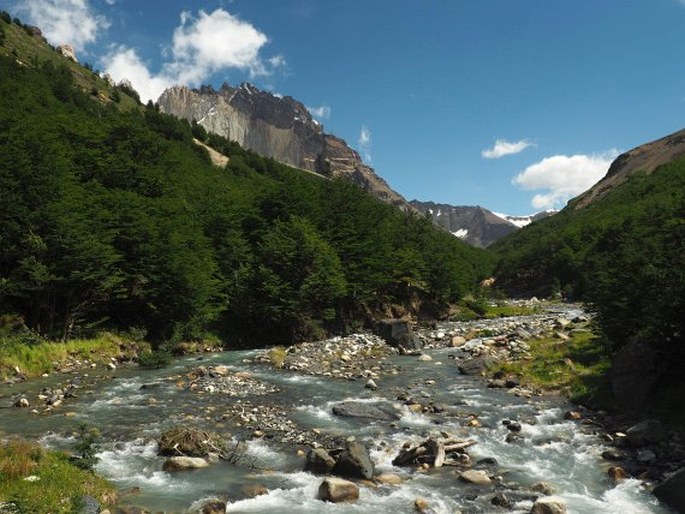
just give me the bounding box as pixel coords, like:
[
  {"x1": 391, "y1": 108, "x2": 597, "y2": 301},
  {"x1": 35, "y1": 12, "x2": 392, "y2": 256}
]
[
  {"x1": 0, "y1": 332, "x2": 150, "y2": 379},
  {"x1": 0, "y1": 438, "x2": 117, "y2": 513}
]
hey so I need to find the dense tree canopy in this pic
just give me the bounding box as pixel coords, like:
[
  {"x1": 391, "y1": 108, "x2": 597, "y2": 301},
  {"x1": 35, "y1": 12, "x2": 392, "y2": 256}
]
[
  {"x1": 492, "y1": 159, "x2": 685, "y2": 378},
  {"x1": 0, "y1": 47, "x2": 494, "y2": 346}
]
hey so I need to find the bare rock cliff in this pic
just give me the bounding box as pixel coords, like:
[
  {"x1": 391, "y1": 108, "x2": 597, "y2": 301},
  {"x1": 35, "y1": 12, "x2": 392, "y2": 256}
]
[{"x1": 157, "y1": 83, "x2": 408, "y2": 208}]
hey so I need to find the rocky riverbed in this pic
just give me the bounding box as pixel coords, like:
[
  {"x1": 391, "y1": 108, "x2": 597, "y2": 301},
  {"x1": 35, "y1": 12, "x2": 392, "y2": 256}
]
[{"x1": 1, "y1": 302, "x2": 682, "y2": 513}]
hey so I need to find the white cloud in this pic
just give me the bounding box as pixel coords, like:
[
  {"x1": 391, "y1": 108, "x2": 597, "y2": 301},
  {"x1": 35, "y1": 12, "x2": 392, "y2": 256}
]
[
  {"x1": 482, "y1": 138, "x2": 535, "y2": 159},
  {"x1": 359, "y1": 125, "x2": 372, "y2": 163},
  {"x1": 512, "y1": 150, "x2": 619, "y2": 209},
  {"x1": 101, "y1": 47, "x2": 174, "y2": 106},
  {"x1": 103, "y1": 8, "x2": 281, "y2": 103},
  {"x1": 12, "y1": 0, "x2": 110, "y2": 52},
  {"x1": 105, "y1": 0, "x2": 115, "y2": 4},
  {"x1": 306, "y1": 105, "x2": 331, "y2": 119}
]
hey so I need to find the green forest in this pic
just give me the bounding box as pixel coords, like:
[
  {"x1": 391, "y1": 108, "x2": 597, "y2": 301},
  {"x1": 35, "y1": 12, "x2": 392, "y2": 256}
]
[
  {"x1": 0, "y1": 24, "x2": 494, "y2": 348},
  {"x1": 492, "y1": 159, "x2": 685, "y2": 383}
]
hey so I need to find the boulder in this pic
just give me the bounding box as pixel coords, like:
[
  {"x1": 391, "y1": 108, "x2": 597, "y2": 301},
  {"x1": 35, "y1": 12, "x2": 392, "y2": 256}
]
[
  {"x1": 318, "y1": 477, "x2": 359, "y2": 503},
  {"x1": 624, "y1": 419, "x2": 667, "y2": 447},
  {"x1": 78, "y1": 495, "x2": 100, "y2": 514},
  {"x1": 376, "y1": 473, "x2": 403, "y2": 485},
  {"x1": 414, "y1": 497, "x2": 429, "y2": 512},
  {"x1": 601, "y1": 448, "x2": 626, "y2": 461},
  {"x1": 451, "y1": 336, "x2": 467, "y2": 347},
  {"x1": 459, "y1": 469, "x2": 492, "y2": 485},
  {"x1": 57, "y1": 44, "x2": 78, "y2": 62},
  {"x1": 200, "y1": 500, "x2": 227, "y2": 514},
  {"x1": 332, "y1": 440, "x2": 375, "y2": 480},
  {"x1": 162, "y1": 456, "x2": 209, "y2": 471},
  {"x1": 458, "y1": 356, "x2": 497, "y2": 376},
  {"x1": 373, "y1": 319, "x2": 422, "y2": 351},
  {"x1": 530, "y1": 496, "x2": 567, "y2": 514},
  {"x1": 332, "y1": 401, "x2": 400, "y2": 421},
  {"x1": 531, "y1": 481, "x2": 554, "y2": 495},
  {"x1": 305, "y1": 448, "x2": 336, "y2": 474},
  {"x1": 653, "y1": 467, "x2": 685, "y2": 514},
  {"x1": 608, "y1": 466, "x2": 628, "y2": 481},
  {"x1": 611, "y1": 338, "x2": 661, "y2": 411}
]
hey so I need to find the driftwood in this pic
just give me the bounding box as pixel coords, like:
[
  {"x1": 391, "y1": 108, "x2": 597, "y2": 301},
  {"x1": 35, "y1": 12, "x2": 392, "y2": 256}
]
[{"x1": 392, "y1": 437, "x2": 476, "y2": 468}]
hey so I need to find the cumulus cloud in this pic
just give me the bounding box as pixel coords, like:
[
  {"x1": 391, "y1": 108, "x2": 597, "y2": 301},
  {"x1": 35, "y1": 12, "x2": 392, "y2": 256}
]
[
  {"x1": 103, "y1": 8, "x2": 282, "y2": 103},
  {"x1": 306, "y1": 105, "x2": 331, "y2": 120},
  {"x1": 12, "y1": 0, "x2": 110, "y2": 52},
  {"x1": 359, "y1": 125, "x2": 372, "y2": 163},
  {"x1": 512, "y1": 150, "x2": 619, "y2": 209},
  {"x1": 482, "y1": 138, "x2": 535, "y2": 159}
]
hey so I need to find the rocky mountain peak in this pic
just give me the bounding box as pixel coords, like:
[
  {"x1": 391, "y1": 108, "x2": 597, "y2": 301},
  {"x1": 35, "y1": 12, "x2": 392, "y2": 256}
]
[{"x1": 157, "y1": 82, "x2": 408, "y2": 208}]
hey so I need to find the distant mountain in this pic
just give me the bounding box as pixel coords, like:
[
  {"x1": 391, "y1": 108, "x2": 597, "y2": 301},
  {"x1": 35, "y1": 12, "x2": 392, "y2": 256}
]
[
  {"x1": 158, "y1": 84, "x2": 410, "y2": 209},
  {"x1": 409, "y1": 201, "x2": 555, "y2": 248}
]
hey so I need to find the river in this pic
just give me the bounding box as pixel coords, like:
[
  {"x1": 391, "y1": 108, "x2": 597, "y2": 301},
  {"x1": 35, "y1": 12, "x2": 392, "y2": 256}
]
[{"x1": 0, "y1": 309, "x2": 674, "y2": 514}]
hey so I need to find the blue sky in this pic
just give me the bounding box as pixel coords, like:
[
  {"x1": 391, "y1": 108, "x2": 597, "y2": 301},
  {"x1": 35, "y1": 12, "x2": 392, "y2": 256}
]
[{"x1": 6, "y1": 0, "x2": 685, "y2": 215}]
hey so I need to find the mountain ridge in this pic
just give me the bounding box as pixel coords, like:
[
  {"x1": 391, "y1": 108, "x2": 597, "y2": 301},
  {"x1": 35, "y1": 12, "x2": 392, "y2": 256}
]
[{"x1": 158, "y1": 83, "x2": 410, "y2": 209}]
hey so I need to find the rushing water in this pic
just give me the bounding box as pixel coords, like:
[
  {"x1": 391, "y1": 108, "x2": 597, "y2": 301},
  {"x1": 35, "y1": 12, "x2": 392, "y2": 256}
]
[{"x1": 0, "y1": 318, "x2": 674, "y2": 514}]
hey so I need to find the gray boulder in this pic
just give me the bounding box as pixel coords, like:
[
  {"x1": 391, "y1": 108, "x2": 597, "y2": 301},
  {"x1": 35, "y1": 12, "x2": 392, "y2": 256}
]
[
  {"x1": 332, "y1": 401, "x2": 400, "y2": 421},
  {"x1": 611, "y1": 338, "x2": 661, "y2": 411},
  {"x1": 332, "y1": 440, "x2": 375, "y2": 479},
  {"x1": 624, "y1": 419, "x2": 667, "y2": 447},
  {"x1": 305, "y1": 448, "x2": 336, "y2": 474},
  {"x1": 458, "y1": 356, "x2": 497, "y2": 375},
  {"x1": 653, "y1": 467, "x2": 685, "y2": 514},
  {"x1": 530, "y1": 496, "x2": 567, "y2": 514},
  {"x1": 373, "y1": 319, "x2": 422, "y2": 351}
]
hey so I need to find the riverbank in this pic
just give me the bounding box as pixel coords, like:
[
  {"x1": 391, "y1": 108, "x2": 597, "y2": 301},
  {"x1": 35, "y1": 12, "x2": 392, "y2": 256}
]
[{"x1": 0, "y1": 301, "x2": 681, "y2": 513}]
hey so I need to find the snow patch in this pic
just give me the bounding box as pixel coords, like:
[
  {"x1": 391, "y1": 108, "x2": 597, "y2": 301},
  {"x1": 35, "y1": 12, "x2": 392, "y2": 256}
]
[{"x1": 452, "y1": 228, "x2": 468, "y2": 239}]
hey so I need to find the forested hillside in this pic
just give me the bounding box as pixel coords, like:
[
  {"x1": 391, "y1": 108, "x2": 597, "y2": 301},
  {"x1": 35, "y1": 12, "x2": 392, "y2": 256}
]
[
  {"x1": 492, "y1": 153, "x2": 685, "y2": 393},
  {"x1": 0, "y1": 18, "x2": 494, "y2": 347}
]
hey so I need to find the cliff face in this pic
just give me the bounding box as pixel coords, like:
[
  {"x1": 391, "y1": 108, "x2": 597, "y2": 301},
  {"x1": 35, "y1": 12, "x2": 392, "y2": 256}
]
[{"x1": 157, "y1": 83, "x2": 408, "y2": 208}]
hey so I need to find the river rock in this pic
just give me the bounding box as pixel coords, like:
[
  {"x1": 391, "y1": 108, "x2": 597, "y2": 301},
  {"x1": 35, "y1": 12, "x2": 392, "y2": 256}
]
[
  {"x1": 653, "y1": 467, "x2": 685, "y2": 514},
  {"x1": 491, "y1": 492, "x2": 512, "y2": 508},
  {"x1": 607, "y1": 466, "x2": 628, "y2": 481},
  {"x1": 414, "y1": 497, "x2": 429, "y2": 512},
  {"x1": 305, "y1": 448, "x2": 336, "y2": 474},
  {"x1": 318, "y1": 477, "x2": 359, "y2": 503},
  {"x1": 373, "y1": 319, "x2": 422, "y2": 351},
  {"x1": 458, "y1": 356, "x2": 497, "y2": 376},
  {"x1": 601, "y1": 448, "x2": 626, "y2": 461},
  {"x1": 531, "y1": 481, "x2": 554, "y2": 495},
  {"x1": 623, "y1": 419, "x2": 667, "y2": 447},
  {"x1": 459, "y1": 469, "x2": 492, "y2": 485},
  {"x1": 451, "y1": 335, "x2": 466, "y2": 347},
  {"x1": 332, "y1": 401, "x2": 400, "y2": 421},
  {"x1": 199, "y1": 500, "x2": 226, "y2": 514},
  {"x1": 14, "y1": 397, "x2": 29, "y2": 408},
  {"x1": 332, "y1": 440, "x2": 375, "y2": 479},
  {"x1": 78, "y1": 495, "x2": 101, "y2": 514},
  {"x1": 162, "y1": 456, "x2": 210, "y2": 471},
  {"x1": 418, "y1": 354, "x2": 432, "y2": 362},
  {"x1": 365, "y1": 378, "x2": 378, "y2": 390},
  {"x1": 376, "y1": 473, "x2": 403, "y2": 485},
  {"x1": 530, "y1": 496, "x2": 567, "y2": 514}
]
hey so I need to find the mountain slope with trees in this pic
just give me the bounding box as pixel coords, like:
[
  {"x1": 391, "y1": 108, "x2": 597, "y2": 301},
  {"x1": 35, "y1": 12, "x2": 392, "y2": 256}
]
[
  {"x1": 0, "y1": 14, "x2": 494, "y2": 347},
  {"x1": 491, "y1": 131, "x2": 685, "y2": 413}
]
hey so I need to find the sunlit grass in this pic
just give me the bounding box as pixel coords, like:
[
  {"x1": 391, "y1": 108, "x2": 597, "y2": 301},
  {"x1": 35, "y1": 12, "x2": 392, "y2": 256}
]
[
  {"x1": 493, "y1": 330, "x2": 613, "y2": 406},
  {"x1": 0, "y1": 333, "x2": 150, "y2": 379},
  {"x1": 0, "y1": 438, "x2": 117, "y2": 513}
]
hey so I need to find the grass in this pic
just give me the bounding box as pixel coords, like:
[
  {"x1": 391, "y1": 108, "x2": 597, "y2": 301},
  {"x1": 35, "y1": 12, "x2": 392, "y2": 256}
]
[
  {"x1": 0, "y1": 332, "x2": 150, "y2": 380},
  {"x1": 493, "y1": 330, "x2": 613, "y2": 406},
  {"x1": 0, "y1": 17, "x2": 139, "y2": 111},
  {"x1": 0, "y1": 438, "x2": 117, "y2": 513},
  {"x1": 267, "y1": 346, "x2": 288, "y2": 369}
]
